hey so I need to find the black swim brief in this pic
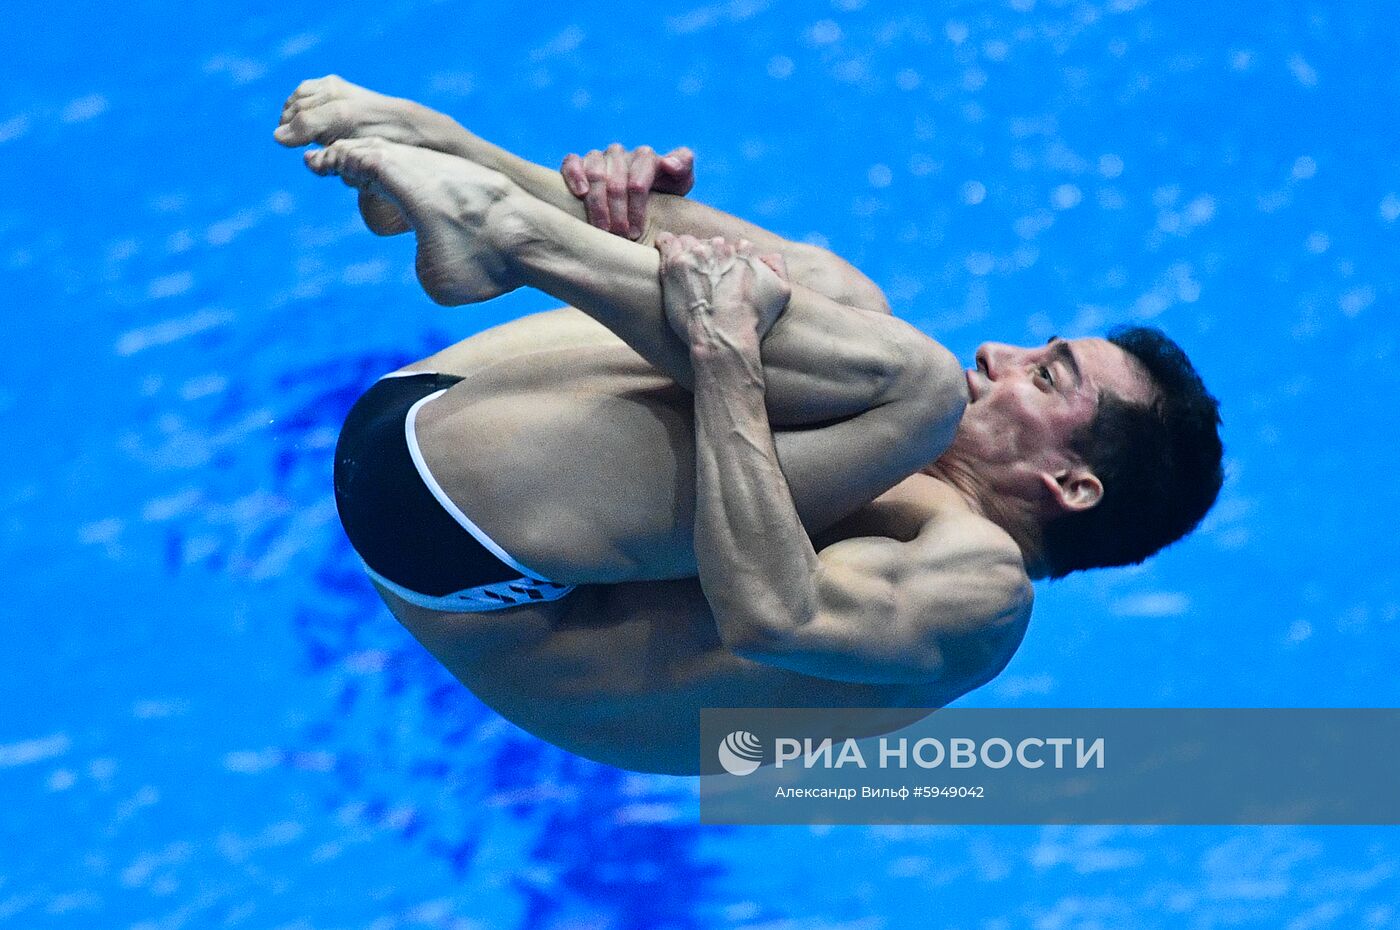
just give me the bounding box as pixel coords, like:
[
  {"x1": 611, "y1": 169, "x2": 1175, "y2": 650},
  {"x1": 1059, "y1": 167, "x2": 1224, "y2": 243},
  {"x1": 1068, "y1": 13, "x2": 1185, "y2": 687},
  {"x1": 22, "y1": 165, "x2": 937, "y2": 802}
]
[{"x1": 333, "y1": 371, "x2": 574, "y2": 611}]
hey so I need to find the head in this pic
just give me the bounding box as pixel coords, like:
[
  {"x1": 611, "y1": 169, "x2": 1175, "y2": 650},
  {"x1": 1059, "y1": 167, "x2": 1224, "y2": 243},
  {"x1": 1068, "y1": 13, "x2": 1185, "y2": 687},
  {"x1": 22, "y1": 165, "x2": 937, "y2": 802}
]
[{"x1": 947, "y1": 326, "x2": 1223, "y2": 578}]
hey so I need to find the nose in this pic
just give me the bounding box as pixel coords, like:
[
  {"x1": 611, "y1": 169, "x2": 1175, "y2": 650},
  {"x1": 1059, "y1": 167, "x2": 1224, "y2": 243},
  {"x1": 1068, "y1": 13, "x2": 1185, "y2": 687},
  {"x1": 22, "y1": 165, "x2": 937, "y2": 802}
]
[{"x1": 976, "y1": 342, "x2": 1014, "y2": 379}]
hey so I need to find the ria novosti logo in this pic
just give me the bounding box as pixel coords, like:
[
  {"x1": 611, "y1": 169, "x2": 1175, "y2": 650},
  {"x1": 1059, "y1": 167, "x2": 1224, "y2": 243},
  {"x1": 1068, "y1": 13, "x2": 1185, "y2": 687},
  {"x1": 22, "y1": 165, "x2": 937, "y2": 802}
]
[{"x1": 717, "y1": 730, "x2": 763, "y2": 776}]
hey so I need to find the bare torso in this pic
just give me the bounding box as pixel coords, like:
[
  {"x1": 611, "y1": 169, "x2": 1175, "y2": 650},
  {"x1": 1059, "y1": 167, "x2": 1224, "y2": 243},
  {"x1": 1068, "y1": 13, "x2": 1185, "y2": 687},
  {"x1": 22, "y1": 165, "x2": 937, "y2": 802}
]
[{"x1": 366, "y1": 310, "x2": 1028, "y2": 774}]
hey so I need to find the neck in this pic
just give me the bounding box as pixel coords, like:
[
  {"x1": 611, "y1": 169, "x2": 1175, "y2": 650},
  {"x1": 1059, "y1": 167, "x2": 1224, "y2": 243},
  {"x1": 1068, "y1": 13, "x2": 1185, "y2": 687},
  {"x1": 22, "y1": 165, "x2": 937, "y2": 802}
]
[{"x1": 924, "y1": 454, "x2": 1050, "y2": 579}]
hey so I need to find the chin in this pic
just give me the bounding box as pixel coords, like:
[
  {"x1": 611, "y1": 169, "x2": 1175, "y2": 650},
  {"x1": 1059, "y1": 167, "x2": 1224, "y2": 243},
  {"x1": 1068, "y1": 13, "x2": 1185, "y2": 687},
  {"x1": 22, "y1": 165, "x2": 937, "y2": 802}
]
[{"x1": 943, "y1": 420, "x2": 980, "y2": 458}]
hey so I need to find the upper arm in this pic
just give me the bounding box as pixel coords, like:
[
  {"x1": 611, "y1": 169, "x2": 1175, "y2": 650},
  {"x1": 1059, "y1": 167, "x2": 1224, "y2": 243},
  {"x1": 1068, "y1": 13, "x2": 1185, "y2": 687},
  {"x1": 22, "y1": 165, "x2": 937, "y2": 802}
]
[{"x1": 732, "y1": 523, "x2": 1033, "y2": 686}]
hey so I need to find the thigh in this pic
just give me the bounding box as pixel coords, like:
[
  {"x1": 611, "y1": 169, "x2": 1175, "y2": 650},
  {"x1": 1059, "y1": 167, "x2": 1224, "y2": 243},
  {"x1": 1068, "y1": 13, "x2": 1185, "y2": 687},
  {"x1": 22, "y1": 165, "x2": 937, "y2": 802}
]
[
  {"x1": 409, "y1": 349, "x2": 700, "y2": 585},
  {"x1": 396, "y1": 306, "x2": 629, "y2": 378}
]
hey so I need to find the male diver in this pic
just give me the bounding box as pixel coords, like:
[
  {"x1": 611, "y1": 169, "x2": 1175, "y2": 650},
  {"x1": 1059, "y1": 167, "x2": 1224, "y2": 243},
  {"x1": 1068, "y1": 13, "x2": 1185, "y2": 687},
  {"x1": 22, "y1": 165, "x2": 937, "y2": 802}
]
[{"x1": 277, "y1": 77, "x2": 1223, "y2": 774}]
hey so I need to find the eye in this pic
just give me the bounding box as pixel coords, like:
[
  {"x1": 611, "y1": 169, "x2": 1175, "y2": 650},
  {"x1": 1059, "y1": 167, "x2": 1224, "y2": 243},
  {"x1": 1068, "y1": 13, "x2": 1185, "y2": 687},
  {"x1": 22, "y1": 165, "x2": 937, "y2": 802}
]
[{"x1": 1037, "y1": 364, "x2": 1055, "y2": 388}]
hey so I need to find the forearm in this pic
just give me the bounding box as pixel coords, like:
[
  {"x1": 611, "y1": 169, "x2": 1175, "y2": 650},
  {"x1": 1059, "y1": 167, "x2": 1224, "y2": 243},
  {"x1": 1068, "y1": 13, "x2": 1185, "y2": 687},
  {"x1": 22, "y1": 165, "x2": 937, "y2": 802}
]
[
  {"x1": 689, "y1": 329, "x2": 822, "y2": 651},
  {"x1": 416, "y1": 112, "x2": 889, "y2": 313}
]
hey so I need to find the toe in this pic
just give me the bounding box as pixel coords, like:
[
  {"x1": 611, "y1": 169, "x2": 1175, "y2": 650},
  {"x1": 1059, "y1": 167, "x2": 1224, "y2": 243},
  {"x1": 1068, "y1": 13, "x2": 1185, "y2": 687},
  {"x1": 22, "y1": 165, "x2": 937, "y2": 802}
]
[
  {"x1": 277, "y1": 113, "x2": 311, "y2": 146},
  {"x1": 294, "y1": 76, "x2": 326, "y2": 98},
  {"x1": 304, "y1": 146, "x2": 337, "y2": 175},
  {"x1": 340, "y1": 137, "x2": 385, "y2": 174}
]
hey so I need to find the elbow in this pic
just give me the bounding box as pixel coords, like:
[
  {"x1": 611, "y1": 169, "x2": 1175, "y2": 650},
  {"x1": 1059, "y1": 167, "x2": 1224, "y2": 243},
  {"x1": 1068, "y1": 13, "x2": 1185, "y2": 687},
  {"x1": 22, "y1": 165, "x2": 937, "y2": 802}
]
[
  {"x1": 722, "y1": 624, "x2": 784, "y2": 663},
  {"x1": 715, "y1": 602, "x2": 816, "y2": 663}
]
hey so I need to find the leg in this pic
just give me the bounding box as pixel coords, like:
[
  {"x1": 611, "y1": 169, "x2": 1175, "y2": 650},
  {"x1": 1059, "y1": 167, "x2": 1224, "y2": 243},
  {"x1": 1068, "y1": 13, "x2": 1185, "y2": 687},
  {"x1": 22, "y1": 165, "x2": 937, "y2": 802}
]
[
  {"x1": 276, "y1": 76, "x2": 891, "y2": 314},
  {"x1": 396, "y1": 306, "x2": 624, "y2": 378},
  {"x1": 304, "y1": 138, "x2": 964, "y2": 432}
]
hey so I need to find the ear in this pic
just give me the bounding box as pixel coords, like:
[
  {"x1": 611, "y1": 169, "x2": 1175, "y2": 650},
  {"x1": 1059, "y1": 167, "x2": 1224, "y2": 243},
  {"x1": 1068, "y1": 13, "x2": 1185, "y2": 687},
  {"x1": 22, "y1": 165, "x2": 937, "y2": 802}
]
[{"x1": 1038, "y1": 466, "x2": 1103, "y2": 514}]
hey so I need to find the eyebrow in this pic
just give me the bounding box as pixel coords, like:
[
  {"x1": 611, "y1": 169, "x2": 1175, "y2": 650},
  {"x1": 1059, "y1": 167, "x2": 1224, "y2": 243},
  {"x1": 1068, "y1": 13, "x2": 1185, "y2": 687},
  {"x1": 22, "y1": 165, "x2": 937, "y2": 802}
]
[{"x1": 1045, "y1": 336, "x2": 1083, "y2": 389}]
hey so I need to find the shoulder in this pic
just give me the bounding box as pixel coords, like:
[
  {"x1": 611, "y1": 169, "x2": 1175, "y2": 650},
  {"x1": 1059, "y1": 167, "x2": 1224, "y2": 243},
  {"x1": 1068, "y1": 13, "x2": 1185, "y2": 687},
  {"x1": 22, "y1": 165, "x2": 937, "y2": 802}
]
[
  {"x1": 909, "y1": 506, "x2": 1033, "y2": 627},
  {"x1": 905, "y1": 505, "x2": 1033, "y2": 689}
]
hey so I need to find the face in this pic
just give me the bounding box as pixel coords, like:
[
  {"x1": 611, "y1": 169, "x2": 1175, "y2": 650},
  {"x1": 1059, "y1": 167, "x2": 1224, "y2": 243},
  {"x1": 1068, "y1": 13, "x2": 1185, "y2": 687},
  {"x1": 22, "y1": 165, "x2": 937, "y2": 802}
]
[{"x1": 952, "y1": 337, "x2": 1154, "y2": 512}]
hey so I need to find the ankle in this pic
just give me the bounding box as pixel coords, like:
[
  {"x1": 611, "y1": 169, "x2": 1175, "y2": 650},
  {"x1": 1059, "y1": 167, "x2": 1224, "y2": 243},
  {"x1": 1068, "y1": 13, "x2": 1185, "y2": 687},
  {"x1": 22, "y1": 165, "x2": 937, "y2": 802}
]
[
  {"x1": 426, "y1": 114, "x2": 491, "y2": 164},
  {"x1": 483, "y1": 184, "x2": 546, "y2": 269}
]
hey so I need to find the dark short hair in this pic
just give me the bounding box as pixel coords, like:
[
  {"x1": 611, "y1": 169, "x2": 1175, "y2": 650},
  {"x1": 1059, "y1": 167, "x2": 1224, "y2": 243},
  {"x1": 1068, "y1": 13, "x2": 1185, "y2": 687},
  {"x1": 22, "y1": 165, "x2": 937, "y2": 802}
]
[{"x1": 1041, "y1": 326, "x2": 1223, "y2": 579}]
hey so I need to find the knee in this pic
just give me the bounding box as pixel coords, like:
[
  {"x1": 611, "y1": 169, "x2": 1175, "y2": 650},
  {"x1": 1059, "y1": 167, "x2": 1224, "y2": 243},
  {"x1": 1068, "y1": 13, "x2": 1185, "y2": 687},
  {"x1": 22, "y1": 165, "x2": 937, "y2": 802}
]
[
  {"x1": 786, "y1": 243, "x2": 893, "y2": 314},
  {"x1": 880, "y1": 325, "x2": 968, "y2": 445}
]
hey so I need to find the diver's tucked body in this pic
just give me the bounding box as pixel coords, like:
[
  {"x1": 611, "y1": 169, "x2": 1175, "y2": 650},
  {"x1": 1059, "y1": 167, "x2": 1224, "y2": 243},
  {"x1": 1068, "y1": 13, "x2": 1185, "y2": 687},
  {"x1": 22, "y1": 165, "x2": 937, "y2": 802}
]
[{"x1": 370, "y1": 310, "x2": 1021, "y2": 774}]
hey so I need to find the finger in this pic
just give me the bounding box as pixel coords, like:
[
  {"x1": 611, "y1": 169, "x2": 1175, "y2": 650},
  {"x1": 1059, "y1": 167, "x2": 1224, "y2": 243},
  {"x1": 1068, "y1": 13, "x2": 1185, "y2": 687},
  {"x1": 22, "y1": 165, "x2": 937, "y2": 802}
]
[
  {"x1": 605, "y1": 145, "x2": 630, "y2": 236},
  {"x1": 758, "y1": 252, "x2": 790, "y2": 281},
  {"x1": 655, "y1": 147, "x2": 696, "y2": 195},
  {"x1": 582, "y1": 150, "x2": 609, "y2": 230},
  {"x1": 561, "y1": 154, "x2": 589, "y2": 197},
  {"x1": 626, "y1": 156, "x2": 657, "y2": 239}
]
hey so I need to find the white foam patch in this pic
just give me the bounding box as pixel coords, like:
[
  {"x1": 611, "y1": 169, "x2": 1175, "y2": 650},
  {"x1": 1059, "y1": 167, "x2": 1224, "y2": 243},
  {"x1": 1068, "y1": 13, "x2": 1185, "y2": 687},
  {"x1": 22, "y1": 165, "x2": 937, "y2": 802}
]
[
  {"x1": 116, "y1": 308, "x2": 234, "y2": 355},
  {"x1": 1340, "y1": 286, "x2": 1375, "y2": 318},
  {"x1": 530, "y1": 25, "x2": 585, "y2": 59},
  {"x1": 207, "y1": 210, "x2": 259, "y2": 246},
  {"x1": 277, "y1": 33, "x2": 320, "y2": 58},
  {"x1": 344, "y1": 650, "x2": 387, "y2": 674},
  {"x1": 767, "y1": 55, "x2": 795, "y2": 79},
  {"x1": 180, "y1": 374, "x2": 227, "y2": 400},
  {"x1": 61, "y1": 94, "x2": 109, "y2": 123},
  {"x1": 133, "y1": 699, "x2": 190, "y2": 719},
  {"x1": 429, "y1": 71, "x2": 475, "y2": 96},
  {"x1": 668, "y1": 6, "x2": 721, "y2": 34},
  {"x1": 146, "y1": 271, "x2": 194, "y2": 299},
  {"x1": 0, "y1": 115, "x2": 30, "y2": 144},
  {"x1": 290, "y1": 751, "x2": 336, "y2": 772},
  {"x1": 965, "y1": 251, "x2": 995, "y2": 276},
  {"x1": 47, "y1": 769, "x2": 77, "y2": 791},
  {"x1": 204, "y1": 55, "x2": 267, "y2": 85},
  {"x1": 1380, "y1": 193, "x2": 1400, "y2": 223},
  {"x1": 224, "y1": 748, "x2": 284, "y2": 773},
  {"x1": 613, "y1": 802, "x2": 682, "y2": 824},
  {"x1": 246, "y1": 498, "x2": 338, "y2": 581},
  {"x1": 808, "y1": 19, "x2": 843, "y2": 45},
  {"x1": 1288, "y1": 54, "x2": 1318, "y2": 88},
  {"x1": 0, "y1": 733, "x2": 70, "y2": 767},
  {"x1": 79, "y1": 518, "x2": 123, "y2": 544},
  {"x1": 994, "y1": 673, "x2": 1057, "y2": 699},
  {"x1": 342, "y1": 259, "x2": 389, "y2": 285},
  {"x1": 909, "y1": 153, "x2": 939, "y2": 176},
  {"x1": 1051, "y1": 183, "x2": 1082, "y2": 209},
  {"x1": 1112, "y1": 592, "x2": 1191, "y2": 617}
]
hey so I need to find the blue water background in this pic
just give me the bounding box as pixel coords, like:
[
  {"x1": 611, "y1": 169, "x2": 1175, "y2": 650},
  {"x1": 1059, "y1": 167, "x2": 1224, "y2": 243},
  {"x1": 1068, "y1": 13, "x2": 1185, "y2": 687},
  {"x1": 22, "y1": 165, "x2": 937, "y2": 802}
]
[{"x1": 3, "y1": 0, "x2": 1398, "y2": 926}]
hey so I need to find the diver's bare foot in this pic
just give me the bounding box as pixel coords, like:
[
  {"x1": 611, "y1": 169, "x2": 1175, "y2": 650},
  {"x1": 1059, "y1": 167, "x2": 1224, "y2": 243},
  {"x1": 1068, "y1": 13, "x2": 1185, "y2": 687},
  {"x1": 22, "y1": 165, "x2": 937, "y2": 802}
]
[
  {"x1": 277, "y1": 76, "x2": 457, "y2": 236},
  {"x1": 304, "y1": 138, "x2": 523, "y2": 305}
]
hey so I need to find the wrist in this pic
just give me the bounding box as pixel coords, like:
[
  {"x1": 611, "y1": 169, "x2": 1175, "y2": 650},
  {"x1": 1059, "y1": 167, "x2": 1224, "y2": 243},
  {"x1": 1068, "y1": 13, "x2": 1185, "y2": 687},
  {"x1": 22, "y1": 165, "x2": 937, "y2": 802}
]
[{"x1": 689, "y1": 320, "x2": 763, "y2": 373}]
